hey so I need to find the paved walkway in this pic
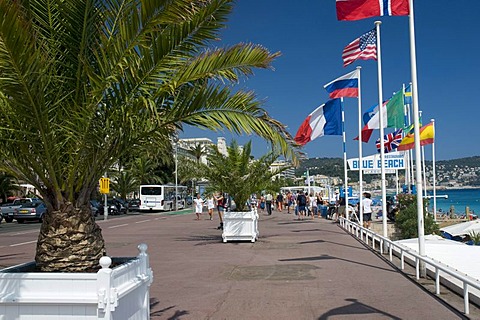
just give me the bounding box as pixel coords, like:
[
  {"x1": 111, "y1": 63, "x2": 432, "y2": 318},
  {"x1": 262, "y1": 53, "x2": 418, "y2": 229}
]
[{"x1": 110, "y1": 210, "x2": 471, "y2": 320}]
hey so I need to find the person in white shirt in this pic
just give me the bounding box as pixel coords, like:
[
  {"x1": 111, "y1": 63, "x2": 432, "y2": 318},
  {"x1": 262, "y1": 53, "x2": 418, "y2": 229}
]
[
  {"x1": 194, "y1": 193, "x2": 204, "y2": 221},
  {"x1": 362, "y1": 192, "x2": 373, "y2": 229},
  {"x1": 207, "y1": 194, "x2": 215, "y2": 221}
]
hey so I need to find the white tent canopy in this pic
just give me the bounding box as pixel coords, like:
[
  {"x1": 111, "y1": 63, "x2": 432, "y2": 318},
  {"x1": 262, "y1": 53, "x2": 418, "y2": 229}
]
[{"x1": 440, "y1": 220, "x2": 480, "y2": 237}]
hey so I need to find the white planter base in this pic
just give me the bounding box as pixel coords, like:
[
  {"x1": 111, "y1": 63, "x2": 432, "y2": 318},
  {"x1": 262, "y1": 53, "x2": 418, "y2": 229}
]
[
  {"x1": 0, "y1": 243, "x2": 153, "y2": 320},
  {"x1": 222, "y1": 209, "x2": 259, "y2": 243}
]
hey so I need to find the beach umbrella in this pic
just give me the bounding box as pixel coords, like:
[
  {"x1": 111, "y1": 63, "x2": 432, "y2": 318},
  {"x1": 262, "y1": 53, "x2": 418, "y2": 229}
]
[{"x1": 440, "y1": 220, "x2": 480, "y2": 237}]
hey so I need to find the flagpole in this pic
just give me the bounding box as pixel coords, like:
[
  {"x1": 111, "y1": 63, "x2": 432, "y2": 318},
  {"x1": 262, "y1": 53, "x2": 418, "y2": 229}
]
[
  {"x1": 407, "y1": 103, "x2": 414, "y2": 193},
  {"x1": 375, "y1": 20, "x2": 387, "y2": 238},
  {"x1": 357, "y1": 66, "x2": 364, "y2": 226},
  {"x1": 402, "y1": 84, "x2": 410, "y2": 194},
  {"x1": 408, "y1": 0, "x2": 426, "y2": 270},
  {"x1": 431, "y1": 118, "x2": 437, "y2": 221},
  {"x1": 341, "y1": 97, "x2": 349, "y2": 221}
]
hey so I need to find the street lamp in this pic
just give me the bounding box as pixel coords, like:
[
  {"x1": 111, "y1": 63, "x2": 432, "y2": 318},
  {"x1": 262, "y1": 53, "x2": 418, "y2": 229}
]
[{"x1": 175, "y1": 139, "x2": 178, "y2": 211}]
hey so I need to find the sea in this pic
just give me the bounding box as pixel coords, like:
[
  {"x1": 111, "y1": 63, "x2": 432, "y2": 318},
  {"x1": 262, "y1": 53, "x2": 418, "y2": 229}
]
[{"x1": 428, "y1": 188, "x2": 480, "y2": 215}]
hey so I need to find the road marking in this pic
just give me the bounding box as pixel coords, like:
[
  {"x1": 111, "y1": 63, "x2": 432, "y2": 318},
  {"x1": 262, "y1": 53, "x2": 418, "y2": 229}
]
[
  {"x1": 108, "y1": 223, "x2": 129, "y2": 229},
  {"x1": 12, "y1": 230, "x2": 39, "y2": 236},
  {"x1": 135, "y1": 220, "x2": 151, "y2": 224},
  {"x1": 10, "y1": 240, "x2": 37, "y2": 247}
]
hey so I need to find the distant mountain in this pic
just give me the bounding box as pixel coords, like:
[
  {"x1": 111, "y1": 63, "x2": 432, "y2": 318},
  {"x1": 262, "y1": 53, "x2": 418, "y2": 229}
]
[{"x1": 296, "y1": 156, "x2": 480, "y2": 186}]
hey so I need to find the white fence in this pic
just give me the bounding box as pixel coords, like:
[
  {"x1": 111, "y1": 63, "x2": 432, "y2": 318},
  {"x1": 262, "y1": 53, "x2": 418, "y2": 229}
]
[
  {"x1": 0, "y1": 243, "x2": 153, "y2": 320},
  {"x1": 340, "y1": 218, "x2": 480, "y2": 315}
]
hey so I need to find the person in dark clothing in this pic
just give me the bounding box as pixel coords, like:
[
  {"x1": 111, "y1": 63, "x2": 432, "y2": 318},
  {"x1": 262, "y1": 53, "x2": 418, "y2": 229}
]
[{"x1": 296, "y1": 191, "x2": 307, "y2": 220}]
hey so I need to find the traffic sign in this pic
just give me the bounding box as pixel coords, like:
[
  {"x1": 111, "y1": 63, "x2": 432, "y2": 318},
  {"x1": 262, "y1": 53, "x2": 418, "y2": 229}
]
[{"x1": 99, "y1": 177, "x2": 110, "y2": 194}]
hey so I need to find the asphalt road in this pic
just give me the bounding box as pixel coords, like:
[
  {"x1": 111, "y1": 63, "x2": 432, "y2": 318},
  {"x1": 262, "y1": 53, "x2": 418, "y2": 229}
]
[{"x1": 0, "y1": 209, "x2": 477, "y2": 319}]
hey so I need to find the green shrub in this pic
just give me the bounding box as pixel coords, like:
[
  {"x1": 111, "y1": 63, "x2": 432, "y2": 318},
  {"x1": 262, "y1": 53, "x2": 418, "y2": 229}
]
[
  {"x1": 469, "y1": 231, "x2": 480, "y2": 245},
  {"x1": 395, "y1": 194, "x2": 439, "y2": 239}
]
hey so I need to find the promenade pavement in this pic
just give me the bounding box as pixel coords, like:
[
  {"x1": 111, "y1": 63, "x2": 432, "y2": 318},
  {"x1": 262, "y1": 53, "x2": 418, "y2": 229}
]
[{"x1": 110, "y1": 209, "x2": 471, "y2": 320}]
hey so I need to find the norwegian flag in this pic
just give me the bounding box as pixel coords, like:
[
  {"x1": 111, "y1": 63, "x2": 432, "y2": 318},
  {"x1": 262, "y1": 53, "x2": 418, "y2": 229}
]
[{"x1": 376, "y1": 129, "x2": 403, "y2": 153}]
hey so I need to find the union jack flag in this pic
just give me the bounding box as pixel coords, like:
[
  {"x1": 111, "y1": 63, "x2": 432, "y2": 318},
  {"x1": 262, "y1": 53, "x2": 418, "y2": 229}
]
[{"x1": 376, "y1": 129, "x2": 403, "y2": 153}]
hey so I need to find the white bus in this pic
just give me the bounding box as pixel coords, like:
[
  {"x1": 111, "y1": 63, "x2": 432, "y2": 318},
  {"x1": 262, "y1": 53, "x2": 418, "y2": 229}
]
[{"x1": 139, "y1": 184, "x2": 187, "y2": 211}]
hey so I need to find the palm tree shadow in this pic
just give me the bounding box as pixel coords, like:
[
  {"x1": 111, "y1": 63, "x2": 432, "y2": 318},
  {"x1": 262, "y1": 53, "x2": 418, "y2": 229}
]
[
  {"x1": 149, "y1": 298, "x2": 190, "y2": 318},
  {"x1": 318, "y1": 298, "x2": 401, "y2": 320}
]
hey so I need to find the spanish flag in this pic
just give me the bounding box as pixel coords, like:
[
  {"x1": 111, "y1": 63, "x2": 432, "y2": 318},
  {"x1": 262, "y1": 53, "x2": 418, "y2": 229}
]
[{"x1": 397, "y1": 122, "x2": 434, "y2": 151}]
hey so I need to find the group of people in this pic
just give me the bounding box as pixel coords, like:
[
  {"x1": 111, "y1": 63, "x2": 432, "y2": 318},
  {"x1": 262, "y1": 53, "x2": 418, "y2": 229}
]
[
  {"x1": 257, "y1": 190, "x2": 333, "y2": 220},
  {"x1": 193, "y1": 192, "x2": 230, "y2": 230},
  {"x1": 192, "y1": 189, "x2": 375, "y2": 229}
]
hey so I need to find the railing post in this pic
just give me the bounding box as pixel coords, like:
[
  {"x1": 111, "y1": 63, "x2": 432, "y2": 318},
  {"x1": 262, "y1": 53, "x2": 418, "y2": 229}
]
[
  {"x1": 138, "y1": 243, "x2": 153, "y2": 319},
  {"x1": 435, "y1": 268, "x2": 440, "y2": 295},
  {"x1": 97, "y1": 256, "x2": 115, "y2": 320},
  {"x1": 464, "y1": 283, "x2": 470, "y2": 315},
  {"x1": 416, "y1": 258, "x2": 420, "y2": 280}
]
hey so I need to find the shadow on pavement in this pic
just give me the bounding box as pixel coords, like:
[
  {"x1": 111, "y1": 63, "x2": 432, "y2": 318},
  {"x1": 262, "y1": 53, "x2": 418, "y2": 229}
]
[{"x1": 318, "y1": 298, "x2": 401, "y2": 320}]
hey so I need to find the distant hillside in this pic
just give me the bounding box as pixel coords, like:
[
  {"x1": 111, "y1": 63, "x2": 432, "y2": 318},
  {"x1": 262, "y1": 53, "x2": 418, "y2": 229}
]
[{"x1": 296, "y1": 156, "x2": 480, "y2": 185}]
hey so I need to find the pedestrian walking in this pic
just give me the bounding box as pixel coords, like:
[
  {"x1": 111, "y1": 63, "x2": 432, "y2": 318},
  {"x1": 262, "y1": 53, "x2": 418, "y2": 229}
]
[
  {"x1": 276, "y1": 193, "x2": 284, "y2": 212},
  {"x1": 193, "y1": 193, "x2": 204, "y2": 220},
  {"x1": 362, "y1": 192, "x2": 373, "y2": 229},
  {"x1": 215, "y1": 192, "x2": 224, "y2": 229},
  {"x1": 207, "y1": 194, "x2": 215, "y2": 220},
  {"x1": 296, "y1": 191, "x2": 307, "y2": 220},
  {"x1": 265, "y1": 192, "x2": 273, "y2": 215}
]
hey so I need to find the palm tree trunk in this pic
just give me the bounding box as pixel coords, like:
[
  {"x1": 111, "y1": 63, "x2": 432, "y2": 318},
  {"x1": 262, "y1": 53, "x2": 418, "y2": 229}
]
[{"x1": 35, "y1": 202, "x2": 106, "y2": 272}]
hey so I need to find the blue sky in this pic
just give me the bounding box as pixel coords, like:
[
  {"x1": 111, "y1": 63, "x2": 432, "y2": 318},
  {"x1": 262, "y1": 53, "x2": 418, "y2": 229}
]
[{"x1": 181, "y1": 0, "x2": 479, "y2": 161}]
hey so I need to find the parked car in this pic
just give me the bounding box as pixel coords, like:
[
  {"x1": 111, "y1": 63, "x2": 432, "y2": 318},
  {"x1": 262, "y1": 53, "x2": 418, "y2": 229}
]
[
  {"x1": 13, "y1": 200, "x2": 47, "y2": 223},
  {"x1": 89, "y1": 200, "x2": 99, "y2": 217},
  {"x1": 128, "y1": 199, "x2": 140, "y2": 211},
  {"x1": 0, "y1": 210, "x2": 3, "y2": 224},
  {"x1": 0, "y1": 198, "x2": 35, "y2": 223}
]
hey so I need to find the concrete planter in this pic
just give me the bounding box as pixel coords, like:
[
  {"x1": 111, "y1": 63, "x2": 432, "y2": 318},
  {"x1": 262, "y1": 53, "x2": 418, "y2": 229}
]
[
  {"x1": 0, "y1": 243, "x2": 153, "y2": 320},
  {"x1": 222, "y1": 209, "x2": 259, "y2": 243}
]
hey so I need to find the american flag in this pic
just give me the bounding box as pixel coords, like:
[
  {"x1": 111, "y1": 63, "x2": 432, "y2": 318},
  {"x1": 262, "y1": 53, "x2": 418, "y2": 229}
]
[
  {"x1": 342, "y1": 29, "x2": 377, "y2": 67},
  {"x1": 376, "y1": 129, "x2": 403, "y2": 153}
]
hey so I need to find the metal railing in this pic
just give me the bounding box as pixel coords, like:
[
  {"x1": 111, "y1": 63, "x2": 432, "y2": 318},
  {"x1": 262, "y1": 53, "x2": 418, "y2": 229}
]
[{"x1": 340, "y1": 217, "x2": 480, "y2": 315}]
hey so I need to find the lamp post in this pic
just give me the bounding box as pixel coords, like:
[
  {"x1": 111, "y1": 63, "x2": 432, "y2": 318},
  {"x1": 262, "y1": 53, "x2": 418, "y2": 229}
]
[{"x1": 175, "y1": 140, "x2": 178, "y2": 212}]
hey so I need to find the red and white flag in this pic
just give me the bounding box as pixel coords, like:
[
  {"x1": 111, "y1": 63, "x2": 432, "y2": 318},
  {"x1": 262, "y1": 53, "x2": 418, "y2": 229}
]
[{"x1": 336, "y1": 0, "x2": 409, "y2": 21}]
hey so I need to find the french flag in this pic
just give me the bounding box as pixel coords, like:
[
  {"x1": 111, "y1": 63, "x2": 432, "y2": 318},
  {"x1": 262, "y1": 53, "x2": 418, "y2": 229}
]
[
  {"x1": 294, "y1": 99, "x2": 342, "y2": 146},
  {"x1": 336, "y1": 0, "x2": 409, "y2": 21},
  {"x1": 324, "y1": 69, "x2": 359, "y2": 99}
]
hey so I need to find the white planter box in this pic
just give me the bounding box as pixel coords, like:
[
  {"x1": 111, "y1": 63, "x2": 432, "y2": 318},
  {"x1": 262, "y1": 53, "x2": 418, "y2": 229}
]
[
  {"x1": 222, "y1": 209, "x2": 259, "y2": 243},
  {"x1": 0, "y1": 243, "x2": 153, "y2": 320}
]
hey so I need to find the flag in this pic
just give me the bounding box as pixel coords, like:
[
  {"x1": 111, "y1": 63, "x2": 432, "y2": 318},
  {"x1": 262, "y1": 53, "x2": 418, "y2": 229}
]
[
  {"x1": 294, "y1": 99, "x2": 342, "y2": 145},
  {"x1": 342, "y1": 29, "x2": 377, "y2": 67},
  {"x1": 363, "y1": 99, "x2": 388, "y2": 125},
  {"x1": 403, "y1": 114, "x2": 422, "y2": 134},
  {"x1": 404, "y1": 84, "x2": 412, "y2": 104},
  {"x1": 324, "y1": 69, "x2": 359, "y2": 99},
  {"x1": 376, "y1": 129, "x2": 403, "y2": 153},
  {"x1": 397, "y1": 122, "x2": 434, "y2": 151},
  {"x1": 336, "y1": 0, "x2": 410, "y2": 21},
  {"x1": 356, "y1": 89, "x2": 405, "y2": 142}
]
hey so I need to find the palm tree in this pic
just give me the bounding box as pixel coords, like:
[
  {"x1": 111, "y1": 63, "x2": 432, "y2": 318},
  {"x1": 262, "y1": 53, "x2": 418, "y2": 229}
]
[
  {"x1": 0, "y1": 0, "x2": 297, "y2": 272},
  {"x1": 188, "y1": 143, "x2": 207, "y2": 164},
  {"x1": 110, "y1": 170, "x2": 138, "y2": 201},
  {"x1": 204, "y1": 140, "x2": 288, "y2": 211}
]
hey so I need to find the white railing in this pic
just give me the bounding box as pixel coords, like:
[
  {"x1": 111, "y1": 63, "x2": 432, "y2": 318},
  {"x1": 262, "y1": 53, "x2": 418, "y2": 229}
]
[
  {"x1": 340, "y1": 218, "x2": 480, "y2": 315},
  {"x1": 0, "y1": 243, "x2": 153, "y2": 320}
]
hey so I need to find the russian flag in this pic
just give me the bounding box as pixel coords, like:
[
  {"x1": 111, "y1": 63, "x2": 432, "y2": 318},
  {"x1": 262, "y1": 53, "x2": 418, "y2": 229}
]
[
  {"x1": 336, "y1": 0, "x2": 409, "y2": 21},
  {"x1": 294, "y1": 99, "x2": 342, "y2": 146},
  {"x1": 324, "y1": 69, "x2": 359, "y2": 99}
]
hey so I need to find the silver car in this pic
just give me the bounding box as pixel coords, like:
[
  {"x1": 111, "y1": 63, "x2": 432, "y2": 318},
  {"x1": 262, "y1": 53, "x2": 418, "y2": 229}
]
[{"x1": 13, "y1": 201, "x2": 47, "y2": 223}]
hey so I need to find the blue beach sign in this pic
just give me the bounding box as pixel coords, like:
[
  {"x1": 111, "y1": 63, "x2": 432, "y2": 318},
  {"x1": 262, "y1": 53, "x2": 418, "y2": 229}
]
[{"x1": 347, "y1": 152, "x2": 406, "y2": 174}]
